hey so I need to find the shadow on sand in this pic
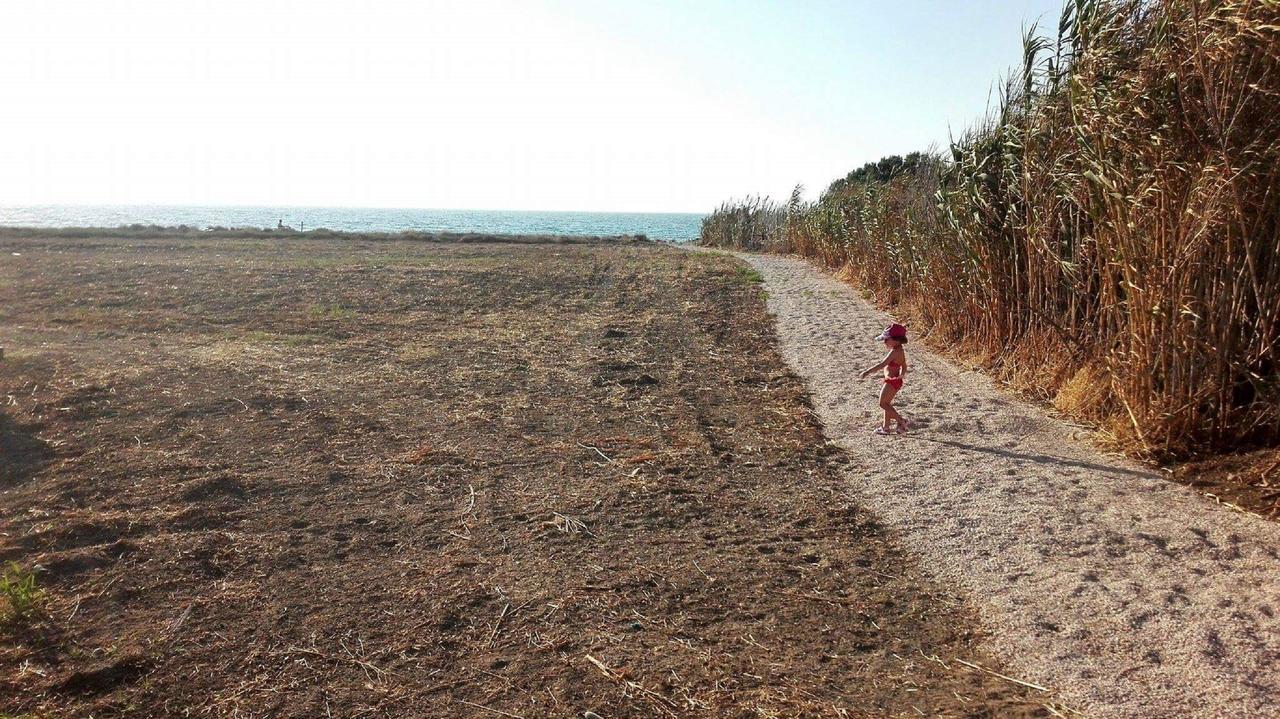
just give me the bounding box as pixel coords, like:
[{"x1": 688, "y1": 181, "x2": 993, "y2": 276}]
[{"x1": 915, "y1": 436, "x2": 1153, "y2": 479}]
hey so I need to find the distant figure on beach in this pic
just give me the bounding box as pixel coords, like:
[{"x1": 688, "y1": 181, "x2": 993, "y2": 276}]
[{"x1": 859, "y1": 323, "x2": 909, "y2": 434}]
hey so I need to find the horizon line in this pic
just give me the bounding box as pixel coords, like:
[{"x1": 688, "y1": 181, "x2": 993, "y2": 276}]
[{"x1": 0, "y1": 202, "x2": 709, "y2": 216}]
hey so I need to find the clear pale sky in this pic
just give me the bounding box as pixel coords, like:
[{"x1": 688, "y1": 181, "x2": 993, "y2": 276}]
[{"x1": 0, "y1": 0, "x2": 1064, "y2": 213}]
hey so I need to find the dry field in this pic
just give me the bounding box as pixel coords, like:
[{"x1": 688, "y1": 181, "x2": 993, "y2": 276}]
[{"x1": 0, "y1": 232, "x2": 1048, "y2": 717}]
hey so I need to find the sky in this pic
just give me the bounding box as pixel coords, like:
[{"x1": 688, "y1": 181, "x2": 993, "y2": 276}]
[{"x1": 0, "y1": 0, "x2": 1064, "y2": 213}]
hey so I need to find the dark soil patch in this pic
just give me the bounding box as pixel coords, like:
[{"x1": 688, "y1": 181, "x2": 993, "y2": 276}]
[
  {"x1": 1167, "y1": 447, "x2": 1280, "y2": 520},
  {"x1": 0, "y1": 232, "x2": 1055, "y2": 717}
]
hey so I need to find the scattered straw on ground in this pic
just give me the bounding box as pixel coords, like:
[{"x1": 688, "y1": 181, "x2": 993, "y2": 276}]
[{"x1": 1, "y1": 233, "x2": 1053, "y2": 717}]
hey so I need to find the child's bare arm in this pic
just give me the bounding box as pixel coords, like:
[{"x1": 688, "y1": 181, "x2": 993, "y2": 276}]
[{"x1": 858, "y1": 351, "x2": 894, "y2": 378}]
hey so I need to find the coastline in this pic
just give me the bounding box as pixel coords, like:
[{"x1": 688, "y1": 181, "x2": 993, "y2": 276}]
[
  {"x1": 0, "y1": 206, "x2": 705, "y2": 243},
  {"x1": 0, "y1": 225, "x2": 661, "y2": 245}
]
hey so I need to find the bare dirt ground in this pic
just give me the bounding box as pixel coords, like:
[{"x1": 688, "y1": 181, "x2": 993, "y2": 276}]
[
  {"x1": 1167, "y1": 448, "x2": 1280, "y2": 520},
  {"x1": 734, "y1": 251, "x2": 1280, "y2": 719},
  {"x1": 0, "y1": 232, "x2": 1056, "y2": 717}
]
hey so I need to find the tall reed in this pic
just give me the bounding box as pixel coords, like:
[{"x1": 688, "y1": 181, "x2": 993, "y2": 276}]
[
  {"x1": 699, "y1": 195, "x2": 788, "y2": 252},
  {"x1": 701, "y1": 0, "x2": 1280, "y2": 459}
]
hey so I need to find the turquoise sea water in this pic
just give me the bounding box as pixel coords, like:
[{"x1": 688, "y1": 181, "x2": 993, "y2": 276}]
[{"x1": 0, "y1": 205, "x2": 704, "y2": 242}]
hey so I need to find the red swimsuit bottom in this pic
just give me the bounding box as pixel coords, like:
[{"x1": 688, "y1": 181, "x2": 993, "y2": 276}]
[{"x1": 884, "y1": 361, "x2": 903, "y2": 389}]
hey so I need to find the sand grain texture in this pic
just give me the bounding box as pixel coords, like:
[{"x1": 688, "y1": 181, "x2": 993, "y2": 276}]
[{"x1": 740, "y1": 252, "x2": 1280, "y2": 719}]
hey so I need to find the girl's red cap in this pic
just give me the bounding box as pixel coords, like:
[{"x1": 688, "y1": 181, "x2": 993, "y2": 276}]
[{"x1": 875, "y1": 323, "x2": 907, "y2": 342}]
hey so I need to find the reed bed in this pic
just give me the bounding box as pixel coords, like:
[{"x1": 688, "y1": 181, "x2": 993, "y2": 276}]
[
  {"x1": 700, "y1": 0, "x2": 1280, "y2": 459},
  {"x1": 698, "y1": 195, "x2": 788, "y2": 252}
]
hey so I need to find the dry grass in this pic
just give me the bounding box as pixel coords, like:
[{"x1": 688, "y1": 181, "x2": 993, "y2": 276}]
[
  {"x1": 0, "y1": 233, "x2": 1052, "y2": 717},
  {"x1": 701, "y1": 0, "x2": 1280, "y2": 460}
]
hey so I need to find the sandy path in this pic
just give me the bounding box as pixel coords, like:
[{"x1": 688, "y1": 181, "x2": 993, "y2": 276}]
[{"x1": 738, "y1": 252, "x2": 1280, "y2": 719}]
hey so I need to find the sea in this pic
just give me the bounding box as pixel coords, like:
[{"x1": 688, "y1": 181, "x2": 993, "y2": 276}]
[{"x1": 0, "y1": 205, "x2": 705, "y2": 243}]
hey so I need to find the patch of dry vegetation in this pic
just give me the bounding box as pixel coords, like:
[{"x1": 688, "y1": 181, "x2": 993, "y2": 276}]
[{"x1": 0, "y1": 233, "x2": 1055, "y2": 717}]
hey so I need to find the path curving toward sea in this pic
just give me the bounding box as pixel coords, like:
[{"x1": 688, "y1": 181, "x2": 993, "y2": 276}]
[{"x1": 737, "y1": 252, "x2": 1280, "y2": 719}]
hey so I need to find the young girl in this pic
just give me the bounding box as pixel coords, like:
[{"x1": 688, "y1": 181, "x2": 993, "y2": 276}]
[{"x1": 858, "y1": 323, "x2": 909, "y2": 434}]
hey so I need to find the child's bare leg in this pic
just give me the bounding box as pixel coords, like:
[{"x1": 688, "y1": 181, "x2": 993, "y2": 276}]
[{"x1": 878, "y1": 384, "x2": 900, "y2": 430}]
